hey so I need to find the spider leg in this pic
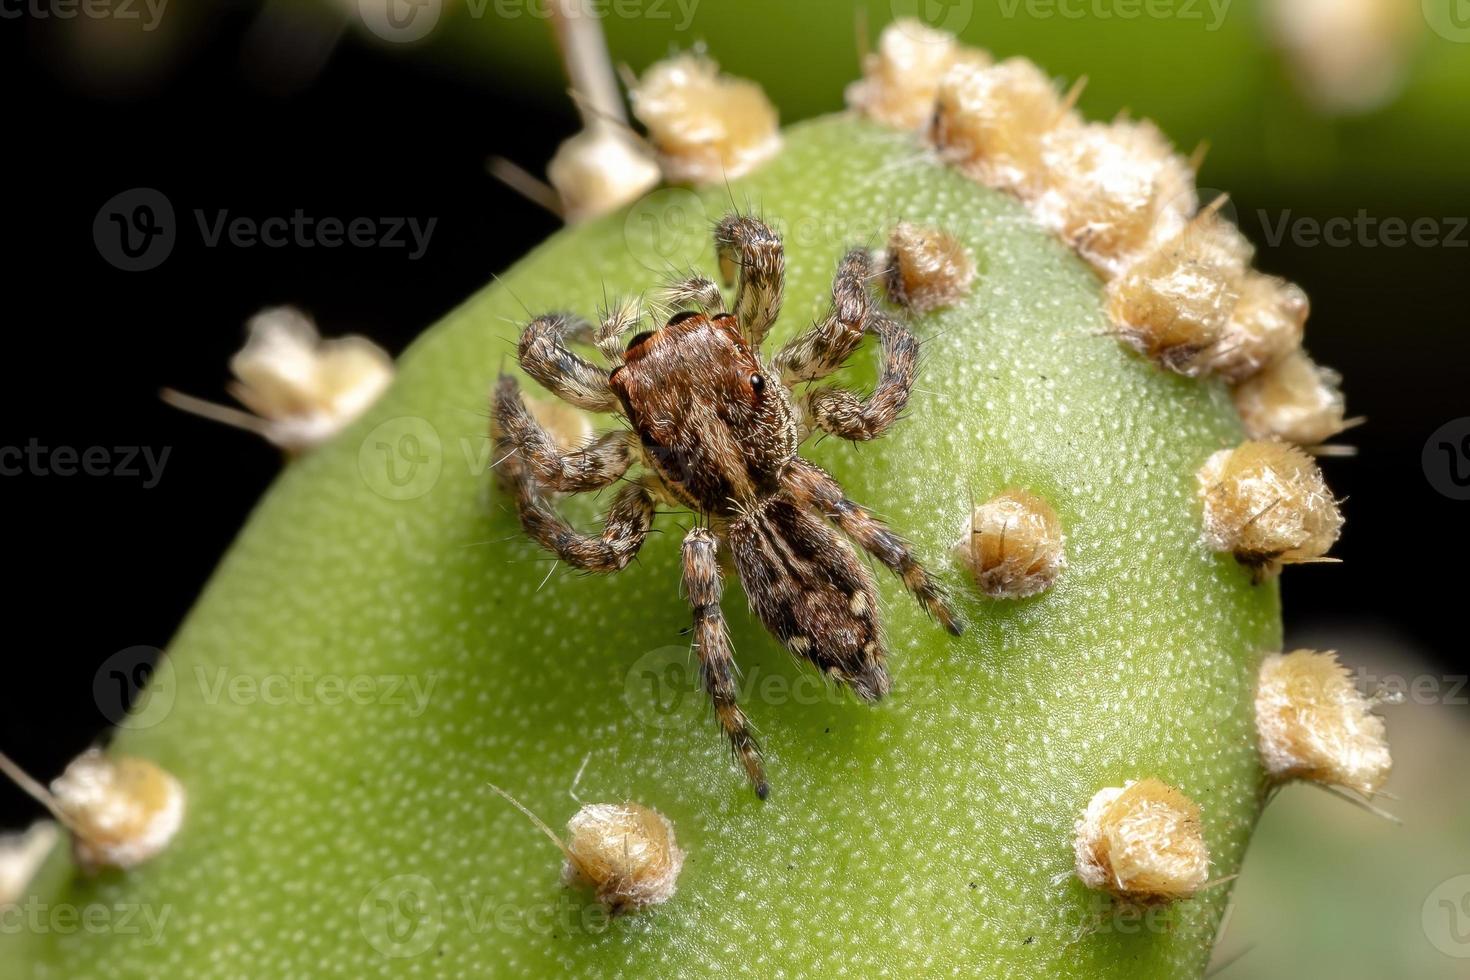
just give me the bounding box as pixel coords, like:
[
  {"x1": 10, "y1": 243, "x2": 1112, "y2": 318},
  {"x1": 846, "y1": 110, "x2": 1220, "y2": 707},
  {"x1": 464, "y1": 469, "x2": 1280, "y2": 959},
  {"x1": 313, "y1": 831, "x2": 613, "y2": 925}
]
[
  {"x1": 681, "y1": 527, "x2": 767, "y2": 798},
  {"x1": 713, "y1": 213, "x2": 784, "y2": 349},
  {"x1": 773, "y1": 247, "x2": 920, "y2": 443},
  {"x1": 802, "y1": 311, "x2": 919, "y2": 443},
  {"x1": 660, "y1": 275, "x2": 724, "y2": 316},
  {"x1": 593, "y1": 299, "x2": 646, "y2": 364},
  {"x1": 518, "y1": 313, "x2": 620, "y2": 412},
  {"x1": 492, "y1": 375, "x2": 637, "y2": 493},
  {"x1": 783, "y1": 459, "x2": 965, "y2": 636},
  {"x1": 492, "y1": 407, "x2": 655, "y2": 573},
  {"x1": 772, "y1": 248, "x2": 874, "y2": 385}
]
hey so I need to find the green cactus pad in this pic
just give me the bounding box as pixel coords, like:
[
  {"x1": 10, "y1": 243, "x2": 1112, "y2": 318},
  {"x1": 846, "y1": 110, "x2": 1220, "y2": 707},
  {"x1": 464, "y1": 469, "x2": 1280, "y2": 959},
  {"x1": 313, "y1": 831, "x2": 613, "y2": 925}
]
[{"x1": 9, "y1": 115, "x2": 1279, "y2": 978}]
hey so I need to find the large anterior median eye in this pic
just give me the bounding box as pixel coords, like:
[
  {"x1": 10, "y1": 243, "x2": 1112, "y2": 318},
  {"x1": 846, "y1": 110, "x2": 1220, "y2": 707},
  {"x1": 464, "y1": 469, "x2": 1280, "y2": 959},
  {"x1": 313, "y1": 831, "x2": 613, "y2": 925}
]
[
  {"x1": 625, "y1": 331, "x2": 655, "y2": 352},
  {"x1": 749, "y1": 373, "x2": 765, "y2": 394}
]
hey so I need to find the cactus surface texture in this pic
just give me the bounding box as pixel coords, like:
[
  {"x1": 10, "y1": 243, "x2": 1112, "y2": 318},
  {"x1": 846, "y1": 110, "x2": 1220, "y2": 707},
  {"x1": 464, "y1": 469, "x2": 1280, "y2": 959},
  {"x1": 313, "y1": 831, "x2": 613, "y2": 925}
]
[{"x1": 8, "y1": 116, "x2": 1286, "y2": 978}]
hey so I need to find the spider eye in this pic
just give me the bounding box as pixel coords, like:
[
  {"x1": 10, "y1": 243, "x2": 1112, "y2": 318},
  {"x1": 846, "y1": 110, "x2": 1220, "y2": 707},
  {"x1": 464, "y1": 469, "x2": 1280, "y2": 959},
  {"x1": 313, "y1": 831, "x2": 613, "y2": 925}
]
[
  {"x1": 625, "y1": 331, "x2": 654, "y2": 352},
  {"x1": 749, "y1": 373, "x2": 765, "y2": 393}
]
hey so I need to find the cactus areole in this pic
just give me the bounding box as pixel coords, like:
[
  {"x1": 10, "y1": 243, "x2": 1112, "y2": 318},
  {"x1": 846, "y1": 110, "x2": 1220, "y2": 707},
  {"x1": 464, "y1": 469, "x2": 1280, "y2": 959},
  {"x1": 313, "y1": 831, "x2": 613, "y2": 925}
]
[{"x1": 12, "y1": 32, "x2": 1364, "y2": 976}]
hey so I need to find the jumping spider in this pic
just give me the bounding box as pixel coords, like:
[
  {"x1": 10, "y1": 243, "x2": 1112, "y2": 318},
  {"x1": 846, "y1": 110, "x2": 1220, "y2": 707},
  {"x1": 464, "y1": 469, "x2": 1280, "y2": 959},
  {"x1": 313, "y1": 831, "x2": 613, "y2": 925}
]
[{"x1": 492, "y1": 213, "x2": 964, "y2": 798}]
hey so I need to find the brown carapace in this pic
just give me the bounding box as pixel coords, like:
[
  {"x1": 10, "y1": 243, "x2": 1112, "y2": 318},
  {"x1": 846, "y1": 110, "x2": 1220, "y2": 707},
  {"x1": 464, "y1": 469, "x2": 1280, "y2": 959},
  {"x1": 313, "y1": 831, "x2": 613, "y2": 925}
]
[{"x1": 492, "y1": 213, "x2": 964, "y2": 798}]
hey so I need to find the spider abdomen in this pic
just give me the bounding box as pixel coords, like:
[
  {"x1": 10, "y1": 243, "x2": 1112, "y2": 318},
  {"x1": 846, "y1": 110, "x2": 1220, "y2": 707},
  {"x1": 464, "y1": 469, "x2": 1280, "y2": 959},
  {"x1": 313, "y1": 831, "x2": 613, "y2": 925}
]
[{"x1": 728, "y1": 496, "x2": 890, "y2": 702}]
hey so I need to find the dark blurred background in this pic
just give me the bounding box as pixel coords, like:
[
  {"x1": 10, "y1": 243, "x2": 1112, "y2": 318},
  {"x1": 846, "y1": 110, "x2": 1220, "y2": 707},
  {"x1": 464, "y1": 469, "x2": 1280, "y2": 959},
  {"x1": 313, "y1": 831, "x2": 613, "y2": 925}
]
[{"x1": 0, "y1": 0, "x2": 1465, "y2": 841}]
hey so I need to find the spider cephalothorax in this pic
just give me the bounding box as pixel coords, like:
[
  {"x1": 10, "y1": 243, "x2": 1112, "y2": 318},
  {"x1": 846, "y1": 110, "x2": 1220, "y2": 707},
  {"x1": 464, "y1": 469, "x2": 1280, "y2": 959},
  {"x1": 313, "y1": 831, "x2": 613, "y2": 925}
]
[{"x1": 492, "y1": 213, "x2": 964, "y2": 798}]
